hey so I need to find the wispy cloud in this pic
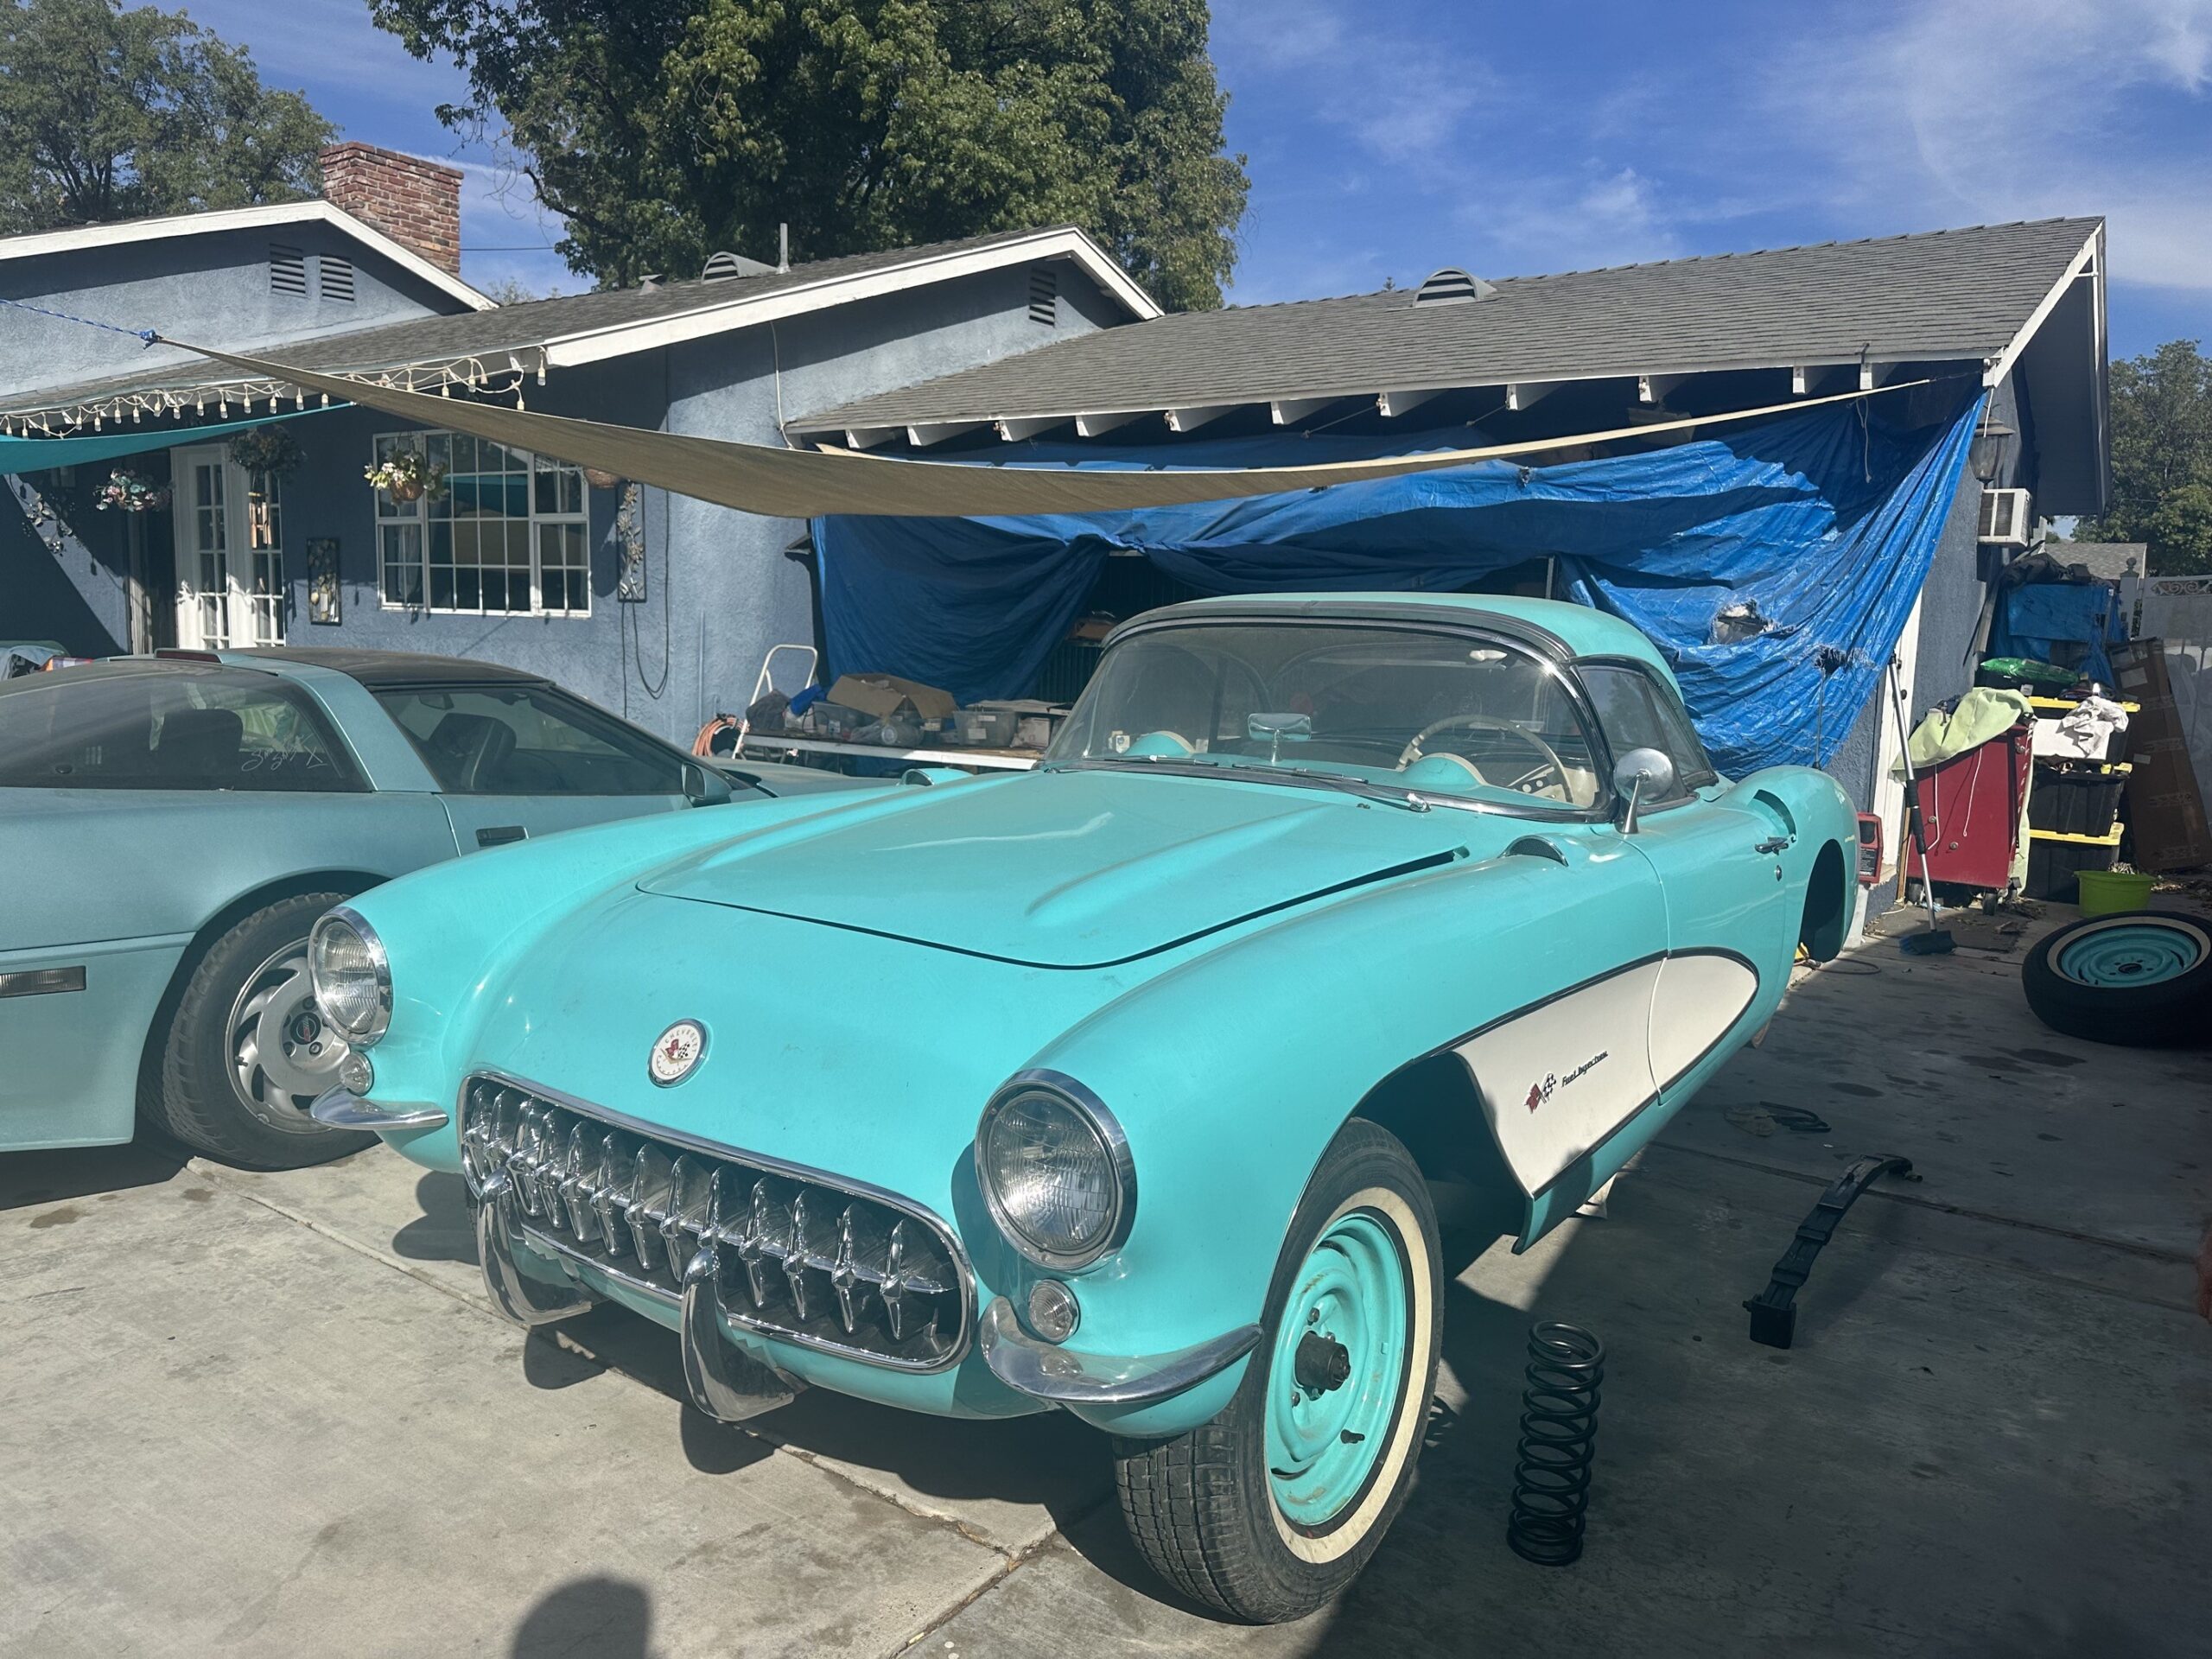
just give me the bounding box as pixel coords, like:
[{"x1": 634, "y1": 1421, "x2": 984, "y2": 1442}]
[{"x1": 1770, "y1": 0, "x2": 2212, "y2": 290}]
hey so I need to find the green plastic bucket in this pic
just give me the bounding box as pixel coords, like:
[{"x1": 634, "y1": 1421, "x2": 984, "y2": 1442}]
[{"x1": 2075, "y1": 869, "x2": 2157, "y2": 916}]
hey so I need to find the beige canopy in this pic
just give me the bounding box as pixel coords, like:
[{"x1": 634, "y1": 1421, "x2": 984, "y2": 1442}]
[{"x1": 172, "y1": 340, "x2": 1925, "y2": 519}]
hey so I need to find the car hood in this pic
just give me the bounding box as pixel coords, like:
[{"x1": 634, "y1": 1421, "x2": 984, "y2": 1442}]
[{"x1": 637, "y1": 766, "x2": 1471, "y2": 968}]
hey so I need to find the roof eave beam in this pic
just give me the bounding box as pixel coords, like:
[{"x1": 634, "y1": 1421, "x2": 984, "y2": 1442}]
[
  {"x1": 906, "y1": 420, "x2": 983, "y2": 448},
  {"x1": 1165, "y1": 404, "x2": 1237, "y2": 434},
  {"x1": 1376, "y1": 387, "x2": 1446, "y2": 419},
  {"x1": 996, "y1": 415, "x2": 1066, "y2": 442},
  {"x1": 1073, "y1": 409, "x2": 1146, "y2": 438},
  {"x1": 1637, "y1": 373, "x2": 1686, "y2": 405},
  {"x1": 1269, "y1": 396, "x2": 1338, "y2": 426},
  {"x1": 1792, "y1": 365, "x2": 1853, "y2": 397},
  {"x1": 1506, "y1": 381, "x2": 1559, "y2": 412},
  {"x1": 1858, "y1": 361, "x2": 1900, "y2": 392},
  {"x1": 843, "y1": 426, "x2": 901, "y2": 450}
]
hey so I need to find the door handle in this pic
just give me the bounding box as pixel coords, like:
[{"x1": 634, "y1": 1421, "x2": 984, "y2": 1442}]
[
  {"x1": 476, "y1": 824, "x2": 527, "y2": 847},
  {"x1": 1753, "y1": 836, "x2": 1791, "y2": 855}
]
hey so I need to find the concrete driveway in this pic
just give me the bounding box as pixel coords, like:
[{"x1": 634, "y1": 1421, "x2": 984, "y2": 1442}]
[{"x1": 4, "y1": 908, "x2": 2208, "y2": 1657}]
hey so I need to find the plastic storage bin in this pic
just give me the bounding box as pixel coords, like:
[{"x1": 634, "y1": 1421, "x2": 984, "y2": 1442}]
[{"x1": 2075, "y1": 869, "x2": 2157, "y2": 915}]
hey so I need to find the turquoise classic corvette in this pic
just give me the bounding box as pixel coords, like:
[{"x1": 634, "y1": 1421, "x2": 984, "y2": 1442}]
[{"x1": 312, "y1": 594, "x2": 1856, "y2": 1621}]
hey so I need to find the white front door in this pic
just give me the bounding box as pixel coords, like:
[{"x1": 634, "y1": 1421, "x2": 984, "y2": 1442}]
[{"x1": 171, "y1": 447, "x2": 286, "y2": 649}]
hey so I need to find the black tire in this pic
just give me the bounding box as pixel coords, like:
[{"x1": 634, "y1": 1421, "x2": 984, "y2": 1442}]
[
  {"x1": 146, "y1": 892, "x2": 377, "y2": 1169},
  {"x1": 1114, "y1": 1118, "x2": 1442, "y2": 1624},
  {"x1": 2021, "y1": 911, "x2": 2212, "y2": 1047}
]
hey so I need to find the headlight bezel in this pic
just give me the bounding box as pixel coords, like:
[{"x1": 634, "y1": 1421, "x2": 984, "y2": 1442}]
[
  {"x1": 974, "y1": 1069, "x2": 1136, "y2": 1273},
  {"x1": 308, "y1": 906, "x2": 391, "y2": 1048}
]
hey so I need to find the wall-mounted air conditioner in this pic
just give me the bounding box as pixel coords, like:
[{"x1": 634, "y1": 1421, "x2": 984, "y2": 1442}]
[{"x1": 1979, "y1": 487, "x2": 2032, "y2": 546}]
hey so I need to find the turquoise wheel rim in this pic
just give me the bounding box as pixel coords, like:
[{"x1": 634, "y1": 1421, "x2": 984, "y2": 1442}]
[
  {"x1": 1265, "y1": 1209, "x2": 1411, "y2": 1531},
  {"x1": 2055, "y1": 921, "x2": 2204, "y2": 988}
]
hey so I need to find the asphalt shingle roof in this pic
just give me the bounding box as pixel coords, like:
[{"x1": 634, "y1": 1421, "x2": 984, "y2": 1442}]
[
  {"x1": 0, "y1": 226, "x2": 1092, "y2": 418},
  {"x1": 796, "y1": 218, "x2": 2103, "y2": 431}
]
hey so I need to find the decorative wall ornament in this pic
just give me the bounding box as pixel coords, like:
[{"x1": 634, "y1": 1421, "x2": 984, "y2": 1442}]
[
  {"x1": 308, "y1": 539, "x2": 342, "y2": 625},
  {"x1": 616, "y1": 480, "x2": 648, "y2": 602}
]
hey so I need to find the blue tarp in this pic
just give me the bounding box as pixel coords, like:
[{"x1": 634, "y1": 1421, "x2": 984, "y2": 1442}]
[
  {"x1": 814, "y1": 391, "x2": 1985, "y2": 775},
  {"x1": 1989, "y1": 581, "x2": 2126, "y2": 685}
]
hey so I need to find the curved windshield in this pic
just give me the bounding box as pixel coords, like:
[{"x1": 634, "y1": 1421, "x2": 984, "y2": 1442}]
[{"x1": 1046, "y1": 621, "x2": 1603, "y2": 811}]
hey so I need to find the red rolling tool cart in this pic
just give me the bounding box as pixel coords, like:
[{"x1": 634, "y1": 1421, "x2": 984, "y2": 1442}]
[{"x1": 1911, "y1": 722, "x2": 2032, "y2": 893}]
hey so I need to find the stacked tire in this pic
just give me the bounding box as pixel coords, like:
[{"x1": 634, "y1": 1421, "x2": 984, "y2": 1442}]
[{"x1": 2022, "y1": 912, "x2": 2212, "y2": 1047}]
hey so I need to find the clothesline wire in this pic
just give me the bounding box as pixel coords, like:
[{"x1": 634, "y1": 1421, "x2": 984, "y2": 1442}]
[{"x1": 0, "y1": 294, "x2": 157, "y2": 344}]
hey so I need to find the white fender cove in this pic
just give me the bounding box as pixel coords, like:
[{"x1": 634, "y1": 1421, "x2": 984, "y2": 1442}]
[{"x1": 1450, "y1": 953, "x2": 1759, "y2": 1199}]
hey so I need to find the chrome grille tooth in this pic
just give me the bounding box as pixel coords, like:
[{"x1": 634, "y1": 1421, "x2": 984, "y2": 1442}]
[
  {"x1": 664, "y1": 1154, "x2": 712, "y2": 1274},
  {"x1": 830, "y1": 1206, "x2": 861, "y2": 1334},
  {"x1": 560, "y1": 1122, "x2": 596, "y2": 1243},
  {"x1": 782, "y1": 1190, "x2": 812, "y2": 1321},
  {"x1": 461, "y1": 1077, "x2": 965, "y2": 1370},
  {"x1": 593, "y1": 1131, "x2": 630, "y2": 1258},
  {"x1": 626, "y1": 1143, "x2": 675, "y2": 1277},
  {"x1": 738, "y1": 1178, "x2": 778, "y2": 1309},
  {"x1": 880, "y1": 1219, "x2": 908, "y2": 1340},
  {"x1": 513, "y1": 1103, "x2": 550, "y2": 1217}
]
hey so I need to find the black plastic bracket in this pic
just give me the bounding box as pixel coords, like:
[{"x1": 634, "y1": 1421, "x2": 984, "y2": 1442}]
[{"x1": 1743, "y1": 1153, "x2": 1916, "y2": 1349}]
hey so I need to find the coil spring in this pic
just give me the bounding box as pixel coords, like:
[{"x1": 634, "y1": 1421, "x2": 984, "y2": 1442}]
[{"x1": 1506, "y1": 1320, "x2": 1605, "y2": 1566}]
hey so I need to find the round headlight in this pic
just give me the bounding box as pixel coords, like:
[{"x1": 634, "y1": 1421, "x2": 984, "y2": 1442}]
[
  {"x1": 976, "y1": 1073, "x2": 1135, "y2": 1271},
  {"x1": 308, "y1": 908, "x2": 391, "y2": 1046}
]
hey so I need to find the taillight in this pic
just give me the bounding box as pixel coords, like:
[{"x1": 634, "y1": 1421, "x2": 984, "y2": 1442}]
[{"x1": 1855, "y1": 813, "x2": 1884, "y2": 884}]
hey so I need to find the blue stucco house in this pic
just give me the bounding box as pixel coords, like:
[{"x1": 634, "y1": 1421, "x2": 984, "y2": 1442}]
[{"x1": 2, "y1": 143, "x2": 1159, "y2": 741}]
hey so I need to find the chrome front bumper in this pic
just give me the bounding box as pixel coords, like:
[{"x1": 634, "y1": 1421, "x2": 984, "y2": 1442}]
[
  {"x1": 308, "y1": 1089, "x2": 448, "y2": 1131},
  {"x1": 978, "y1": 1296, "x2": 1261, "y2": 1407}
]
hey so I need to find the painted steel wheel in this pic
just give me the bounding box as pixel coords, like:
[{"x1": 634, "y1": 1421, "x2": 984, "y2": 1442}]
[
  {"x1": 2022, "y1": 911, "x2": 2212, "y2": 1048},
  {"x1": 1115, "y1": 1120, "x2": 1441, "y2": 1623}
]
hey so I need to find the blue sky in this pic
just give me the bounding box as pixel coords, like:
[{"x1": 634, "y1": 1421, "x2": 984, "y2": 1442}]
[{"x1": 190, "y1": 0, "x2": 2209, "y2": 358}]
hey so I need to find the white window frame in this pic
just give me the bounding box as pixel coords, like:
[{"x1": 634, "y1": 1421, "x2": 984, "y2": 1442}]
[{"x1": 372, "y1": 429, "x2": 592, "y2": 617}]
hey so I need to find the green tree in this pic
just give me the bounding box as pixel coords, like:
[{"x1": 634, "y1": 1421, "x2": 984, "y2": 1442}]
[
  {"x1": 0, "y1": 0, "x2": 333, "y2": 232},
  {"x1": 2076, "y1": 339, "x2": 2212, "y2": 575},
  {"x1": 370, "y1": 0, "x2": 1248, "y2": 310}
]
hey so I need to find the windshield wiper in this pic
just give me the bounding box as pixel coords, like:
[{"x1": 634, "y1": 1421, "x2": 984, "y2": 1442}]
[{"x1": 1059, "y1": 754, "x2": 1429, "y2": 812}]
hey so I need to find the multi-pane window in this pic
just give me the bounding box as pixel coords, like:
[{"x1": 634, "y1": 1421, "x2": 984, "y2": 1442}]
[{"x1": 373, "y1": 431, "x2": 591, "y2": 615}]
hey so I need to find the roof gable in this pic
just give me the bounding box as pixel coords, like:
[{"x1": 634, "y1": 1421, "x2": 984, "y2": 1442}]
[{"x1": 0, "y1": 200, "x2": 493, "y2": 312}]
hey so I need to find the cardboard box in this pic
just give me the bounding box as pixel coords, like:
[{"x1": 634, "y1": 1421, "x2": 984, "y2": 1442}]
[
  {"x1": 827, "y1": 673, "x2": 957, "y2": 721},
  {"x1": 2113, "y1": 640, "x2": 2212, "y2": 871}
]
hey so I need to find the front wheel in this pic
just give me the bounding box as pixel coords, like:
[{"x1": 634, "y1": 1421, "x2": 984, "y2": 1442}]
[
  {"x1": 147, "y1": 892, "x2": 377, "y2": 1169},
  {"x1": 1115, "y1": 1119, "x2": 1441, "y2": 1623}
]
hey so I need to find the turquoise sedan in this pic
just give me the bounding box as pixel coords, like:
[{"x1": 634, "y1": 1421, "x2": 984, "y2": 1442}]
[
  {"x1": 0, "y1": 649, "x2": 860, "y2": 1169},
  {"x1": 312, "y1": 594, "x2": 1857, "y2": 1621}
]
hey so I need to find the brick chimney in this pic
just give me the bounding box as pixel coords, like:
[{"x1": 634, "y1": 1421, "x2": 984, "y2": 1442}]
[{"x1": 319, "y1": 142, "x2": 463, "y2": 277}]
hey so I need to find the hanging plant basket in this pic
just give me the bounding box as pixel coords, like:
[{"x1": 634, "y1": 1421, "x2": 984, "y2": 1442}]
[
  {"x1": 582, "y1": 466, "x2": 624, "y2": 491},
  {"x1": 228, "y1": 423, "x2": 303, "y2": 480},
  {"x1": 94, "y1": 468, "x2": 169, "y2": 514},
  {"x1": 365, "y1": 449, "x2": 447, "y2": 505}
]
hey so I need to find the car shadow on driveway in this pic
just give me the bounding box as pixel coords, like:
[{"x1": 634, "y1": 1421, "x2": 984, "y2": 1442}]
[
  {"x1": 0, "y1": 1137, "x2": 191, "y2": 1213},
  {"x1": 525, "y1": 1297, "x2": 1112, "y2": 1536},
  {"x1": 391, "y1": 1169, "x2": 478, "y2": 1265}
]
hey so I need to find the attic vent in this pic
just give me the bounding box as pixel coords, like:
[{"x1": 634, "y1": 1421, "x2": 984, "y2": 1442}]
[
  {"x1": 319, "y1": 256, "x2": 356, "y2": 302},
  {"x1": 1413, "y1": 266, "x2": 1497, "y2": 306},
  {"x1": 702, "y1": 249, "x2": 772, "y2": 282},
  {"x1": 1028, "y1": 264, "x2": 1058, "y2": 326},
  {"x1": 270, "y1": 245, "x2": 308, "y2": 297}
]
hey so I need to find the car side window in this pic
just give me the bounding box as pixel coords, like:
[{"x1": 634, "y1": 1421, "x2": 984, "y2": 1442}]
[
  {"x1": 378, "y1": 684, "x2": 688, "y2": 797},
  {"x1": 1578, "y1": 663, "x2": 1718, "y2": 802},
  {"x1": 0, "y1": 670, "x2": 364, "y2": 792}
]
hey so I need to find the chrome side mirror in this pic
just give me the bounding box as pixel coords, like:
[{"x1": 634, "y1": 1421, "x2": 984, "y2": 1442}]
[{"x1": 1611, "y1": 747, "x2": 1675, "y2": 834}]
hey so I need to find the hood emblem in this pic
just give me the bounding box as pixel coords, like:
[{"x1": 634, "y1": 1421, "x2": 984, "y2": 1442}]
[{"x1": 649, "y1": 1020, "x2": 708, "y2": 1086}]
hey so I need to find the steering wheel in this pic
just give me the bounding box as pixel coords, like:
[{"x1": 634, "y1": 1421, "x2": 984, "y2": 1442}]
[{"x1": 1398, "y1": 715, "x2": 1571, "y2": 797}]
